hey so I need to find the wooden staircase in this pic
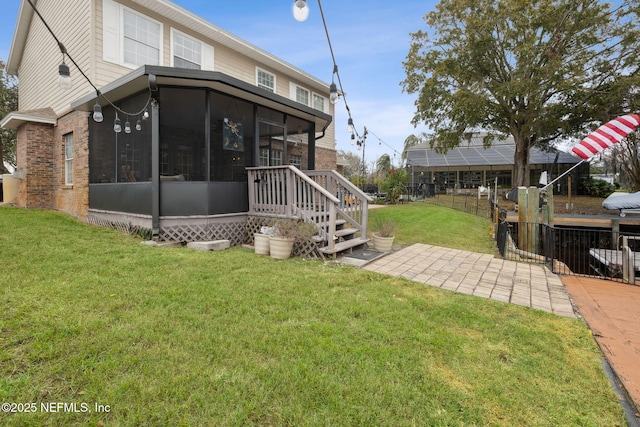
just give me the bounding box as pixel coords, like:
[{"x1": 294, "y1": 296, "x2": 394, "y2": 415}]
[{"x1": 247, "y1": 166, "x2": 372, "y2": 258}]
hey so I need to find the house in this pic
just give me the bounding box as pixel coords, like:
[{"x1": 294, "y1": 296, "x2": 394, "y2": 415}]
[
  {"x1": 406, "y1": 133, "x2": 587, "y2": 195},
  {"x1": 1, "y1": 0, "x2": 370, "y2": 255}
]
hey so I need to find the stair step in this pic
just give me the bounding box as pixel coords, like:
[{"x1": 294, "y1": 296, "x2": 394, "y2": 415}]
[
  {"x1": 334, "y1": 228, "x2": 358, "y2": 238},
  {"x1": 318, "y1": 237, "x2": 369, "y2": 256}
]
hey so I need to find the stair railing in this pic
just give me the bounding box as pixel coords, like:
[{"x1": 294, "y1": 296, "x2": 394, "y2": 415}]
[
  {"x1": 247, "y1": 166, "x2": 340, "y2": 250},
  {"x1": 304, "y1": 169, "x2": 372, "y2": 238}
]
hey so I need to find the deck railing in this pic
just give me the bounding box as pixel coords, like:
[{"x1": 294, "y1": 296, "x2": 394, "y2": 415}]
[
  {"x1": 304, "y1": 169, "x2": 371, "y2": 238},
  {"x1": 247, "y1": 166, "x2": 370, "y2": 252}
]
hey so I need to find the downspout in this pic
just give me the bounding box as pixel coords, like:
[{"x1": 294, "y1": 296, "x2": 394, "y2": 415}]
[{"x1": 149, "y1": 74, "x2": 160, "y2": 239}]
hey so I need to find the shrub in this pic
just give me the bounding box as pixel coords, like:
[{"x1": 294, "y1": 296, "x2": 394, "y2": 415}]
[{"x1": 578, "y1": 177, "x2": 615, "y2": 198}]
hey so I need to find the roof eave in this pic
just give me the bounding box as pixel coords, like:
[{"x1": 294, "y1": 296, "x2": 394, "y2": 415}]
[
  {"x1": 0, "y1": 111, "x2": 57, "y2": 130},
  {"x1": 7, "y1": 0, "x2": 34, "y2": 75},
  {"x1": 71, "y1": 65, "x2": 333, "y2": 132}
]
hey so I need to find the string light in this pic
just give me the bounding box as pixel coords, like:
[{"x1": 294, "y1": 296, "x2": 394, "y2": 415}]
[
  {"x1": 113, "y1": 113, "x2": 122, "y2": 133},
  {"x1": 25, "y1": 0, "x2": 151, "y2": 133},
  {"x1": 293, "y1": 0, "x2": 309, "y2": 22}
]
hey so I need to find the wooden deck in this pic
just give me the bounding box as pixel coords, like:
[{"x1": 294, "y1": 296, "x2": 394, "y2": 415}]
[{"x1": 506, "y1": 211, "x2": 640, "y2": 228}]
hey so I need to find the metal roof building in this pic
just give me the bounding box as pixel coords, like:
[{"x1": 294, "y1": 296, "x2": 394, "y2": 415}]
[{"x1": 405, "y1": 134, "x2": 585, "y2": 194}]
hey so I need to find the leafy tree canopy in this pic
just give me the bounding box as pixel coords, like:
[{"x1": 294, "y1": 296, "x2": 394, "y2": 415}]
[
  {"x1": 402, "y1": 0, "x2": 640, "y2": 186},
  {"x1": 0, "y1": 59, "x2": 18, "y2": 172}
]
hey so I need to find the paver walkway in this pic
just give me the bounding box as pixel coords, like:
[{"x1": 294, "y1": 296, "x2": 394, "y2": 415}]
[{"x1": 362, "y1": 243, "x2": 576, "y2": 317}]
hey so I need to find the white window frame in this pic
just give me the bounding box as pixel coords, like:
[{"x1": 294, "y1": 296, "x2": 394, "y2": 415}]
[
  {"x1": 122, "y1": 7, "x2": 162, "y2": 68},
  {"x1": 270, "y1": 149, "x2": 283, "y2": 166},
  {"x1": 289, "y1": 154, "x2": 302, "y2": 169},
  {"x1": 256, "y1": 68, "x2": 276, "y2": 93},
  {"x1": 171, "y1": 29, "x2": 202, "y2": 69},
  {"x1": 312, "y1": 92, "x2": 328, "y2": 113},
  {"x1": 170, "y1": 28, "x2": 215, "y2": 71},
  {"x1": 289, "y1": 83, "x2": 310, "y2": 106},
  {"x1": 64, "y1": 133, "x2": 73, "y2": 186},
  {"x1": 103, "y1": 0, "x2": 164, "y2": 69}
]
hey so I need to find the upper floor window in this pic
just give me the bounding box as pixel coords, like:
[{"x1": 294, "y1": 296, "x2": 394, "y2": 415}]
[
  {"x1": 312, "y1": 93, "x2": 327, "y2": 112},
  {"x1": 64, "y1": 133, "x2": 74, "y2": 186},
  {"x1": 257, "y1": 68, "x2": 276, "y2": 92},
  {"x1": 123, "y1": 9, "x2": 161, "y2": 67},
  {"x1": 172, "y1": 29, "x2": 202, "y2": 70},
  {"x1": 290, "y1": 83, "x2": 310, "y2": 106},
  {"x1": 103, "y1": 0, "x2": 163, "y2": 68}
]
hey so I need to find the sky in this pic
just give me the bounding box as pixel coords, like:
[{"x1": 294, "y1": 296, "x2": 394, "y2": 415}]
[{"x1": 0, "y1": 0, "x2": 436, "y2": 169}]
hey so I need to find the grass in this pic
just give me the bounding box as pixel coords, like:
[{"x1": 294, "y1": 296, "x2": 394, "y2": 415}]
[
  {"x1": 0, "y1": 207, "x2": 626, "y2": 426},
  {"x1": 368, "y1": 203, "x2": 497, "y2": 254}
]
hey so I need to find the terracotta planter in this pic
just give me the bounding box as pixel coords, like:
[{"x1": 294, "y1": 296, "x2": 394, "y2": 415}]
[
  {"x1": 269, "y1": 236, "x2": 295, "y2": 259},
  {"x1": 254, "y1": 233, "x2": 270, "y2": 255},
  {"x1": 372, "y1": 233, "x2": 394, "y2": 252}
]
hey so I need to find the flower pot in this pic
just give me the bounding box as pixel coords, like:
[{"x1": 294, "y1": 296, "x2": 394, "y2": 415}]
[
  {"x1": 254, "y1": 233, "x2": 270, "y2": 255},
  {"x1": 372, "y1": 233, "x2": 394, "y2": 252},
  {"x1": 269, "y1": 236, "x2": 295, "y2": 259}
]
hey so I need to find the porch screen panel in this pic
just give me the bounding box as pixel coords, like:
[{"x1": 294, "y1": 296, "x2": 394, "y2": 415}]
[
  {"x1": 159, "y1": 88, "x2": 206, "y2": 181},
  {"x1": 89, "y1": 92, "x2": 152, "y2": 184},
  {"x1": 210, "y1": 91, "x2": 254, "y2": 182}
]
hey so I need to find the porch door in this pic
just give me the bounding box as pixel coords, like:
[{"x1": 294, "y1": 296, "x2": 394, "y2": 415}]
[{"x1": 257, "y1": 120, "x2": 287, "y2": 167}]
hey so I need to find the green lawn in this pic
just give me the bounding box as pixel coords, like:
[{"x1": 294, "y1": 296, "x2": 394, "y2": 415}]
[
  {"x1": 368, "y1": 203, "x2": 497, "y2": 254},
  {"x1": 0, "y1": 207, "x2": 626, "y2": 426}
]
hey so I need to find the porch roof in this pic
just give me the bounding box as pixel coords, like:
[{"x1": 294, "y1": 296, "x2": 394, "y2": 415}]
[{"x1": 71, "y1": 65, "x2": 333, "y2": 132}]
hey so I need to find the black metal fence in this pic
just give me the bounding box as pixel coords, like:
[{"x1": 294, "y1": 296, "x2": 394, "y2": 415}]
[
  {"x1": 431, "y1": 193, "x2": 495, "y2": 219},
  {"x1": 433, "y1": 193, "x2": 640, "y2": 283},
  {"x1": 498, "y1": 218, "x2": 640, "y2": 282}
]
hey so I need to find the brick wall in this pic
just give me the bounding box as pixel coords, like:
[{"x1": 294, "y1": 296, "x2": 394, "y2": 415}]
[
  {"x1": 53, "y1": 111, "x2": 90, "y2": 218},
  {"x1": 315, "y1": 146, "x2": 337, "y2": 170},
  {"x1": 16, "y1": 122, "x2": 54, "y2": 209},
  {"x1": 15, "y1": 111, "x2": 90, "y2": 219}
]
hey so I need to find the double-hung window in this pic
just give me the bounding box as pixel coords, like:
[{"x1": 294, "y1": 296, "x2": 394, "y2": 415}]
[
  {"x1": 257, "y1": 68, "x2": 276, "y2": 92},
  {"x1": 64, "y1": 133, "x2": 73, "y2": 186},
  {"x1": 312, "y1": 93, "x2": 327, "y2": 112},
  {"x1": 172, "y1": 30, "x2": 202, "y2": 70},
  {"x1": 123, "y1": 9, "x2": 161, "y2": 67}
]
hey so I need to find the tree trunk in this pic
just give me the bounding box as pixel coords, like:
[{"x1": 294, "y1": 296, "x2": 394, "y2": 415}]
[{"x1": 512, "y1": 133, "x2": 530, "y2": 187}]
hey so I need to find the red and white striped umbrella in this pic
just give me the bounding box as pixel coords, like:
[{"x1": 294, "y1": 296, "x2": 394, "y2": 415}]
[{"x1": 571, "y1": 114, "x2": 640, "y2": 160}]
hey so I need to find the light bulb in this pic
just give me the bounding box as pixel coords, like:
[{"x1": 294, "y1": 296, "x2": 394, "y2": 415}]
[
  {"x1": 114, "y1": 115, "x2": 122, "y2": 133},
  {"x1": 347, "y1": 118, "x2": 354, "y2": 133},
  {"x1": 143, "y1": 109, "x2": 149, "y2": 120},
  {"x1": 329, "y1": 82, "x2": 339, "y2": 104},
  {"x1": 124, "y1": 120, "x2": 131, "y2": 134},
  {"x1": 92, "y1": 103, "x2": 103, "y2": 123},
  {"x1": 136, "y1": 120, "x2": 142, "y2": 131},
  {"x1": 350, "y1": 133, "x2": 356, "y2": 145},
  {"x1": 58, "y1": 62, "x2": 72, "y2": 90},
  {"x1": 293, "y1": 0, "x2": 309, "y2": 22}
]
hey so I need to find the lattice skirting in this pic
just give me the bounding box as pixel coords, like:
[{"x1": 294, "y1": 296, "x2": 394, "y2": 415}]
[
  {"x1": 89, "y1": 213, "x2": 322, "y2": 258},
  {"x1": 159, "y1": 221, "x2": 246, "y2": 246},
  {"x1": 87, "y1": 215, "x2": 153, "y2": 239}
]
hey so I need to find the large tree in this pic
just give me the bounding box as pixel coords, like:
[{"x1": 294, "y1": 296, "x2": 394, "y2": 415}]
[
  {"x1": 0, "y1": 60, "x2": 18, "y2": 173},
  {"x1": 402, "y1": 0, "x2": 640, "y2": 186}
]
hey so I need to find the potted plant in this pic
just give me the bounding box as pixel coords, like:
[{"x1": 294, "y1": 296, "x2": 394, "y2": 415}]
[
  {"x1": 254, "y1": 220, "x2": 275, "y2": 255},
  {"x1": 269, "y1": 219, "x2": 299, "y2": 259},
  {"x1": 371, "y1": 217, "x2": 396, "y2": 252},
  {"x1": 269, "y1": 219, "x2": 317, "y2": 259}
]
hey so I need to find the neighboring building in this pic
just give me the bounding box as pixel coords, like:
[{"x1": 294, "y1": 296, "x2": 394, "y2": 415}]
[
  {"x1": 1, "y1": 0, "x2": 369, "y2": 251},
  {"x1": 406, "y1": 133, "x2": 587, "y2": 194}
]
